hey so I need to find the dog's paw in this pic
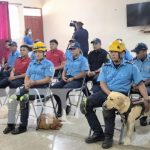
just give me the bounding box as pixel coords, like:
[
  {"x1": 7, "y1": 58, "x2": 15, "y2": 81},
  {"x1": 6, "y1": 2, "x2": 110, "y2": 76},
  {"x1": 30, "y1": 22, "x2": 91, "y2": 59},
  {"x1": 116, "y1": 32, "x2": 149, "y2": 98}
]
[{"x1": 124, "y1": 138, "x2": 131, "y2": 145}]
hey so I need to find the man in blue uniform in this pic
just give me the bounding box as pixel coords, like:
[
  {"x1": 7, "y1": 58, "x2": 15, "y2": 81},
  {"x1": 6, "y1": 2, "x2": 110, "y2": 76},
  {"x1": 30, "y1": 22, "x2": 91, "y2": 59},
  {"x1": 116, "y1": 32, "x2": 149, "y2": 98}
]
[
  {"x1": 131, "y1": 43, "x2": 150, "y2": 126},
  {"x1": 81, "y1": 40, "x2": 149, "y2": 149},
  {"x1": 0, "y1": 41, "x2": 20, "y2": 80},
  {"x1": 52, "y1": 42, "x2": 89, "y2": 117},
  {"x1": 3, "y1": 42, "x2": 55, "y2": 135}
]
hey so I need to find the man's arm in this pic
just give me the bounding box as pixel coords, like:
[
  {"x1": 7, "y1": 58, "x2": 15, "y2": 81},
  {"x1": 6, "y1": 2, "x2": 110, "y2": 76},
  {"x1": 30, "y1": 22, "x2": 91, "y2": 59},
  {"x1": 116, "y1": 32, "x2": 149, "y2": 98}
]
[
  {"x1": 100, "y1": 81, "x2": 111, "y2": 95},
  {"x1": 67, "y1": 72, "x2": 86, "y2": 82},
  {"x1": 55, "y1": 61, "x2": 65, "y2": 70},
  {"x1": 138, "y1": 81, "x2": 149, "y2": 99},
  {"x1": 31, "y1": 77, "x2": 51, "y2": 86}
]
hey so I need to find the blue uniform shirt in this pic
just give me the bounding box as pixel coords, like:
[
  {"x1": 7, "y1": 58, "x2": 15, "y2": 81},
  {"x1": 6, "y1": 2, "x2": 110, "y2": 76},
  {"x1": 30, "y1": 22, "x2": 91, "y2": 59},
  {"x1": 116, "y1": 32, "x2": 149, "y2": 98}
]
[
  {"x1": 97, "y1": 59, "x2": 143, "y2": 94},
  {"x1": 133, "y1": 55, "x2": 150, "y2": 81},
  {"x1": 24, "y1": 35, "x2": 33, "y2": 45},
  {"x1": 7, "y1": 50, "x2": 20, "y2": 68},
  {"x1": 64, "y1": 54, "x2": 89, "y2": 76},
  {"x1": 26, "y1": 58, "x2": 55, "y2": 80}
]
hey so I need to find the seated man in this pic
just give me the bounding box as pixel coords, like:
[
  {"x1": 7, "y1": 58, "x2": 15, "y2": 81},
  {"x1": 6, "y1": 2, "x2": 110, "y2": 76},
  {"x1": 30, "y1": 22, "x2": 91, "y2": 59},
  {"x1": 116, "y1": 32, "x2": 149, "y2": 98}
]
[
  {"x1": 46, "y1": 39, "x2": 65, "y2": 79},
  {"x1": 87, "y1": 38, "x2": 109, "y2": 93},
  {"x1": 0, "y1": 45, "x2": 30, "y2": 95},
  {"x1": 1, "y1": 40, "x2": 11, "y2": 68},
  {"x1": 131, "y1": 43, "x2": 150, "y2": 126},
  {"x1": 3, "y1": 42, "x2": 55, "y2": 135},
  {"x1": 81, "y1": 40, "x2": 149, "y2": 149},
  {"x1": 52, "y1": 42, "x2": 89, "y2": 117},
  {"x1": 0, "y1": 41, "x2": 20, "y2": 81}
]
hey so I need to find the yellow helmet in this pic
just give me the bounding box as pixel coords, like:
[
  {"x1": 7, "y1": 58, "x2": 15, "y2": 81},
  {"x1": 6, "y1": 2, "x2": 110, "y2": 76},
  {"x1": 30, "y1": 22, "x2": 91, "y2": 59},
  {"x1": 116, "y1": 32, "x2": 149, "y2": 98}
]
[
  {"x1": 33, "y1": 42, "x2": 47, "y2": 52},
  {"x1": 109, "y1": 40, "x2": 126, "y2": 53}
]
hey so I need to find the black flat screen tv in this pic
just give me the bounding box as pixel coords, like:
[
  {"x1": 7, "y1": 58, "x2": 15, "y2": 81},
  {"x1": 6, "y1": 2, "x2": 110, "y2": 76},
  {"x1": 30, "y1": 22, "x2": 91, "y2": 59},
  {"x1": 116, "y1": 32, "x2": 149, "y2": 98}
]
[{"x1": 127, "y1": 2, "x2": 150, "y2": 27}]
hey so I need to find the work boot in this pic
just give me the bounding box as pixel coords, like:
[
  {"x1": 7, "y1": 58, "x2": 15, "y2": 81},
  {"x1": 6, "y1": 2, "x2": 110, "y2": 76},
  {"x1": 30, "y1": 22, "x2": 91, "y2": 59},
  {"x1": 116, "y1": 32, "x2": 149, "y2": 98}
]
[
  {"x1": 85, "y1": 133, "x2": 104, "y2": 143},
  {"x1": 11, "y1": 126, "x2": 27, "y2": 135},
  {"x1": 140, "y1": 116, "x2": 147, "y2": 126},
  {"x1": 3, "y1": 124, "x2": 15, "y2": 134},
  {"x1": 102, "y1": 137, "x2": 113, "y2": 149}
]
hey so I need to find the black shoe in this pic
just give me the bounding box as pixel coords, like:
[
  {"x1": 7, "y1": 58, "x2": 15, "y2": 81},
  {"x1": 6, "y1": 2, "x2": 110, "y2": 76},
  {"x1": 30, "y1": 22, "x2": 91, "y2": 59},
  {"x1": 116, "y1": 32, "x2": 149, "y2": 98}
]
[
  {"x1": 140, "y1": 116, "x2": 147, "y2": 126},
  {"x1": 11, "y1": 126, "x2": 27, "y2": 135},
  {"x1": 56, "y1": 112, "x2": 62, "y2": 118},
  {"x1": 102, "y1": 137, "x2": 113, "y2": 149},
  {"x1": 66, "y1": 105, "x2": 71, "y2": 115},
  {"x1": 3, "y1": 125, "x2": 15, "y2": 134},
  {"x1": 85, "y1": 133, "x2": 105, "y2": 143}
]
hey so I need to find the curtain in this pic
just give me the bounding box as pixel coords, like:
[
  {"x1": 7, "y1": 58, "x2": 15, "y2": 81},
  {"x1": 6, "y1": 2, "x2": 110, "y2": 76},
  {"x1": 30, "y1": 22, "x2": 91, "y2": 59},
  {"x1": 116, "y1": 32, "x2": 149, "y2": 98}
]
[{"x1": 0, "y1": 1, "x2": 10, "y2": 63}]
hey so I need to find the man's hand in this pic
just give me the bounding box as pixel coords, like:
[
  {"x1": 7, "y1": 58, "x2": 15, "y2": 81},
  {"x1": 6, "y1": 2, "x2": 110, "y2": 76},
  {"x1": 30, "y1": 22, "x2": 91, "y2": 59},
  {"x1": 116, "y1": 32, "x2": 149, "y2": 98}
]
[
  {"x1": 87, "y1": 71, "x2": 95, "y2": 77},
  {"x1": 131, "y1": 85, "x2": 139, "y2": 92},
  {"x1": 29, "y1": 80, "x2": 37, "y2": 87},
  {"x1": 9, "y1": 76, "x2": 15, "y2": 81},
  {"x1": 67, "y1": 77, "x2": 74, "y2": 82},
  {"x1": 144, "y1": 79, "x2": 150, "y2": 86},
  {"x1": 62, "y1": 76, "x2": 68, "y2": 82},
  {"x1": 3, "y1": 63, "x2": 8, "y2": 71}
]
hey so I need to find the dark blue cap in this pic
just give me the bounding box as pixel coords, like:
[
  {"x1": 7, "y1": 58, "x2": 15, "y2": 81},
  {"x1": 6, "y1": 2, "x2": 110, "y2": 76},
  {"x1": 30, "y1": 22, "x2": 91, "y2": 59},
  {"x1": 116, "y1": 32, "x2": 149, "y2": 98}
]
[
  {"x1": 69, "y1": 42, "x2": 81, "y2": 49},
  {"x1": 91, "y1": 38, "x2": 101, "y2": 44},
  {"x1": 131, "y1": 43, "x2": 148, "y2": 52},
  {"x1": 9, "y1": 41, "x2": 17, "y2": 46}
]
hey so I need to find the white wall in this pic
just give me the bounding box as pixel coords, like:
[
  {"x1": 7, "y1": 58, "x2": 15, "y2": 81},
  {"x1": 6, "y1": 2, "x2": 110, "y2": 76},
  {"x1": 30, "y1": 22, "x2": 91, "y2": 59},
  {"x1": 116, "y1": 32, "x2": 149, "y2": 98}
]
[{"x1": 42, "y1": 0, "x2": 150, "y2": 53}]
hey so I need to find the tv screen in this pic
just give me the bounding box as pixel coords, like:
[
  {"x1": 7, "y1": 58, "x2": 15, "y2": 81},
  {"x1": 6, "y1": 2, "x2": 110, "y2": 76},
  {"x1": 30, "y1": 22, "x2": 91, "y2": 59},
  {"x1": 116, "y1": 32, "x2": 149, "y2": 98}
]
[{"x1": 127, "y1": 2, "x2": 150, "y2": 27}]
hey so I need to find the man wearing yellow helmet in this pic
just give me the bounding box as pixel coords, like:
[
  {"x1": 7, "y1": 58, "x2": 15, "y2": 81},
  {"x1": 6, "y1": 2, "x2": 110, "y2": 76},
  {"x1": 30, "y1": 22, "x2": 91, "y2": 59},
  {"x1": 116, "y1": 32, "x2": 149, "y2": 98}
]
[
  {"x1": 3, "y1": 42, "x2": 55, "y2": 135},
  {"x1": 83, "y1": 40, "x2": 149, "y2": 149}
]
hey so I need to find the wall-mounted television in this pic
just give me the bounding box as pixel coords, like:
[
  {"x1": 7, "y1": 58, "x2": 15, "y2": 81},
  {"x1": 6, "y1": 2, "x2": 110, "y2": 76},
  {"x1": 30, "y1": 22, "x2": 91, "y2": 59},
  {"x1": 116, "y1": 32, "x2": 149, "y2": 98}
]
[{"x1": 127, "y1": 2, "x2": 150, "y2": 27}]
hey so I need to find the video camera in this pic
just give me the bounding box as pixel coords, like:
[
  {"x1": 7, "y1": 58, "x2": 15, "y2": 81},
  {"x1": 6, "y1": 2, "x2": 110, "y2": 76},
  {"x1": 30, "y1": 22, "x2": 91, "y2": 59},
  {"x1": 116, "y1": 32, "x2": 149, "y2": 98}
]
[
  {"x1": 69, "y1": 20, "x2": 77, "y2": 27},
  {"x1": 69, "y1": 20, "x2": 78, "y2": 31}
]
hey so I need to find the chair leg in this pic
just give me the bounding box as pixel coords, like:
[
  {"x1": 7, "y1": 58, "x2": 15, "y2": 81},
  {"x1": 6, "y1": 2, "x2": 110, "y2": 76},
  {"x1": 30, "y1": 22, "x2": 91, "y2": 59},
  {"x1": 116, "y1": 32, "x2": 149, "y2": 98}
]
[
  {"x1": 118, "y1": 122, "x2": 125, "y2": 144},
  {"x1": 31, "y1": 102, "x2": 38, "y2": 119}
]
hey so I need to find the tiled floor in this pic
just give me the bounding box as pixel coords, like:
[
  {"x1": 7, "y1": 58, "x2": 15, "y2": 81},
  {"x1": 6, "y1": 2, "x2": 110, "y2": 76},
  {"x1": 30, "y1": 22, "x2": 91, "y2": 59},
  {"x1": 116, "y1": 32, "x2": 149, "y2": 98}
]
[{"x1": 0, "y1": 94, "x2": 150, "y2": 150}]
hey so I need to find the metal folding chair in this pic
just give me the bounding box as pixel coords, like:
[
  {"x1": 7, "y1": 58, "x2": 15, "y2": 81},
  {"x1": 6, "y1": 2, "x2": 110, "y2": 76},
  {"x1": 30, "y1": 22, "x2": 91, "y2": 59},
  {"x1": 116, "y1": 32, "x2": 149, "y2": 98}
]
[
  {"x1": 16, "y1": 84, "x2": 57, "y2": 129},
  {"x1": 67, "y1": 77, "x2": 89, "y2": 117}
]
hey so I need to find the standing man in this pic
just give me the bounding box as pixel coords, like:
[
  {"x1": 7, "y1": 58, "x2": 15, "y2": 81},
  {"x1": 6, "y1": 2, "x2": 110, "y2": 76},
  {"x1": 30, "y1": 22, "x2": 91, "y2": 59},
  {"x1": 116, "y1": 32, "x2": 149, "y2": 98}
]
[
  {"x1": 131, "y1": 43, "x2": 150, "y2": 126},
  {"x1": 73, "y1": 21, "x2": 89, "y2": 57}
]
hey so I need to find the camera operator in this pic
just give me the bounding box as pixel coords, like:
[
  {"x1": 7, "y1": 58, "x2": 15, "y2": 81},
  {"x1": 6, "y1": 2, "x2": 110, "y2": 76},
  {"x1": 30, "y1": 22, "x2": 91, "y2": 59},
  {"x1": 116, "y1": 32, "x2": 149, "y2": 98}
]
[{"x1": 72, "y1": 21, "x2": 89, "y2": 57}]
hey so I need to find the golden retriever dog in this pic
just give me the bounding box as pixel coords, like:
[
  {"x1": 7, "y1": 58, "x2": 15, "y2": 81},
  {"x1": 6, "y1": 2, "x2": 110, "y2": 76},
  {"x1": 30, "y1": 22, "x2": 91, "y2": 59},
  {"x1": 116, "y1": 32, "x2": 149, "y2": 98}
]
[
  {"x1": 37, "y1": 113, "x2": 62, "y2": 130},
  {"x1": 103, "y1": 91, "x2": 150, "y2": 145}
]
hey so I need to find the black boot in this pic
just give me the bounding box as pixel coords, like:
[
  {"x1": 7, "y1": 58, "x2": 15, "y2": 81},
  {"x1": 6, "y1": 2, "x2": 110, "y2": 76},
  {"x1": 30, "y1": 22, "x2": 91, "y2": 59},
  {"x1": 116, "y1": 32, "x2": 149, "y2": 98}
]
[
  {"x1": 3, "y1": 124, "x2": 15, "y2": 134},
  {"x1": 11, "y1": 125, "x2": 27, "y2": 135},
  {"x1": 85, "y1": 133, "x2": 104, "y2": 143},
  {"x1": 140, "y1": 116, "x2": 147, "y2": 126},
  {"x1": 102, "y1": 137, "x2": 113, "y2": 149}
]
